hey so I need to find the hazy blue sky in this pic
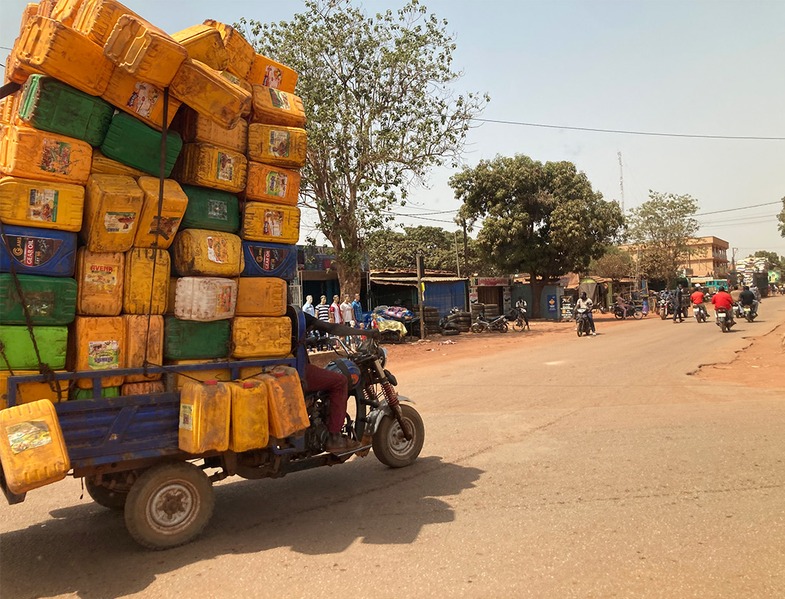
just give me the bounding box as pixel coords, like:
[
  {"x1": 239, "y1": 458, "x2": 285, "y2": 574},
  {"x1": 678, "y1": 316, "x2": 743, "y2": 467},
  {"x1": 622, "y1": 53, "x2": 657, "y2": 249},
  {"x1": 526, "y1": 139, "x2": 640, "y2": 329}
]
[{"x1": 3, "y1": 0, "x2": 783, "y2": 259}]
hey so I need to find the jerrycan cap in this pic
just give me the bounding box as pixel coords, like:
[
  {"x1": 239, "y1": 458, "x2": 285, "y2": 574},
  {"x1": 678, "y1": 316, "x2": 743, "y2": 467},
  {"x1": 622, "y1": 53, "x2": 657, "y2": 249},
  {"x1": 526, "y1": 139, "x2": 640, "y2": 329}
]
[
  {"x1": 242, "y1": 381, "x2": 255, "y2": 389},
  {"x1": 204, "y1": 379, "x2": 218, "y2": 386}
]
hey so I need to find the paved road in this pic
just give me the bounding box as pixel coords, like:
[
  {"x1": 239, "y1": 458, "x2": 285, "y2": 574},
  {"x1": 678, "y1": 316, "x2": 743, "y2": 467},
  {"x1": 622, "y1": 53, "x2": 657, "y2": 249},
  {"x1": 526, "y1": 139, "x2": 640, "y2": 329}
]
[{"x1": 2, "y1": 298, "x2": 784, "y2": 598}]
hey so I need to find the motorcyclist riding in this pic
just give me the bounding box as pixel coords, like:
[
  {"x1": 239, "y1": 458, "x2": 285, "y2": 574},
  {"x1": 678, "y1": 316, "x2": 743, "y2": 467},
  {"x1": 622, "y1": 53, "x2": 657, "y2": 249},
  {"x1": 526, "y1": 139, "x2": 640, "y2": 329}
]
[
  {"x1": 710, "y1": 286, "x2": 735, "y2": 324},
  {"x1": 739, "y1": 285, "x2": 758, "y2": 316},
  {"x1": 690, "y1": 284, "x2": 706, "y2": 320},
  {"x1": 575, "y1": 292, "x2": 596, "y2": 336}
]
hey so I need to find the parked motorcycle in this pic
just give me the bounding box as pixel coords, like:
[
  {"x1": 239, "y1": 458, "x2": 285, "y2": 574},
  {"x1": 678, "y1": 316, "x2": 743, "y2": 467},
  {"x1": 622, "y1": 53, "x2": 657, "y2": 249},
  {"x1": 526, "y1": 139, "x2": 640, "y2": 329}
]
[
  {"x1": 715, "y1": 308, "x2": 734, "y2": 333},
  {"x1": 693, "y1": 303, "x2": 707, "y2": 323},
  {"x1": 471, "y1": 312, "x2": 509, "y2": 333},
  {"x1": 613, "y1": 303, "x2": 643, "y2": 320},
  {"x1": 438, "y1": 307, "x2": 462, "y2": 336},
  {"x1": 575, "y1": 308, "x2": 593, "y2": 337},
  {"x1": 507, "y1": 306, "x2": 530, "y2": 332}
]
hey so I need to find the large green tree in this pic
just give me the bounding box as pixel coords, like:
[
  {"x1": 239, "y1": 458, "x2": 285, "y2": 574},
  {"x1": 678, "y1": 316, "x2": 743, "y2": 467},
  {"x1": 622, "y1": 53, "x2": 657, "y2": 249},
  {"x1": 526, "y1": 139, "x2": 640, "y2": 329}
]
[
  {"x1": 450, "y1": 155, "x2": 625, "y2": 312},
  {"x1": 626, "y1": 191, "x2": 699, "y2": 284},
  {"x1": 589, "y1": 246, "x2": 634, "y2": 280},
  {"x1": 365, "y1": 225, "x2": 483, "y2": 274},
  {"x1": 238, "y1": 0, "x2": 488, "y2": 295}
]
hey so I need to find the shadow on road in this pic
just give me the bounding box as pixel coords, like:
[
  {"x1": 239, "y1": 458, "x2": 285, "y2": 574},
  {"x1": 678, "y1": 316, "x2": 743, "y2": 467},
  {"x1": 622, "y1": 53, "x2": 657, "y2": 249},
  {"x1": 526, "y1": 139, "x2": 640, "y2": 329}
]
[{"x1": 0, "y1": 456, "x2": 482, "y2": 598}]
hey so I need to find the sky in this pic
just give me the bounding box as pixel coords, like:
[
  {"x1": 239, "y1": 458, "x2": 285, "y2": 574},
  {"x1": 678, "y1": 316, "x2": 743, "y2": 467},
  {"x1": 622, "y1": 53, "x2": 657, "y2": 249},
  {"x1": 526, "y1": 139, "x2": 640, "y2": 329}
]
[{"x1": 3, "y1": 0, "x2": 784, "y2": 260}]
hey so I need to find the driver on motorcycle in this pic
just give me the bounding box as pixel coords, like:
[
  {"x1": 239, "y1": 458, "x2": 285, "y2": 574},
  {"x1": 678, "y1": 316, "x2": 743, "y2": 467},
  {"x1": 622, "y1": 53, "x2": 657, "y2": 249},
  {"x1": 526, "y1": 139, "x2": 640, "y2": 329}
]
[
  {"x1": 515, "y1": 298, "x2": 530, "y2": 330},
  {"x1": 710, "y1": 286, "x2": 735, "y2": 323},
  {"x1": 739, "y1": 285, "x2": 758, "y2": 315},
  {"x1": 303, "y1": 313, "x2": 374, "y2": 453},
  {"x1": 690, "y1": 284, "x2": 706, "y2": 317},
  {"x1": 575, "y1": 292, "x2": 596, "y2": 336}
]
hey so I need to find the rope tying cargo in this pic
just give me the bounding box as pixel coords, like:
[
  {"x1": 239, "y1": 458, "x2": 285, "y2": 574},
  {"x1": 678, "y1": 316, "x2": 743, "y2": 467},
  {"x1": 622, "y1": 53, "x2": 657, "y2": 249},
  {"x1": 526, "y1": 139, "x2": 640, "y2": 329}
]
[{"x1": 143, "y1": 86, "x2": 170, "y2": 378}]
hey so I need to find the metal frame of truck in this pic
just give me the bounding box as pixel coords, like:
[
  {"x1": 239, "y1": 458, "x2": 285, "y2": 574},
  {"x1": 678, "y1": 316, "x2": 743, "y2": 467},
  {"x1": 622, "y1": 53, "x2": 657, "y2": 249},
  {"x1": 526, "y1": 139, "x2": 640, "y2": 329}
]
[{"x1": 0, "y1": 308, "x2": 308, "y2": 506}]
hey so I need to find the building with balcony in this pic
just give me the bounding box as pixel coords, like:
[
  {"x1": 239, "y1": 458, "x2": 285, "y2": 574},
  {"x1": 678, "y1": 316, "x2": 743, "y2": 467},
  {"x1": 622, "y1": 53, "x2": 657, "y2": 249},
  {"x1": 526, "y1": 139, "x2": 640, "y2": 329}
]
[{"x1": 682, "y1": 236, "x2": 729, "y2": 277}]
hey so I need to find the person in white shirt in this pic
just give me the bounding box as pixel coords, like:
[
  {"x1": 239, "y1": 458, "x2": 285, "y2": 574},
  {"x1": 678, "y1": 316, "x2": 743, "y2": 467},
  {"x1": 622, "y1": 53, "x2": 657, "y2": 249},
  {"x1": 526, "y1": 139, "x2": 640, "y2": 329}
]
[
  {"x1": 302, "y1": 295, "x2": 315, "y2": 317},
  {"x1": 574, "y1": 292, "x2": 596, "y2": 335},
  {"x1": 340, "y1": 295, "x2": 354, "y2": 325}
]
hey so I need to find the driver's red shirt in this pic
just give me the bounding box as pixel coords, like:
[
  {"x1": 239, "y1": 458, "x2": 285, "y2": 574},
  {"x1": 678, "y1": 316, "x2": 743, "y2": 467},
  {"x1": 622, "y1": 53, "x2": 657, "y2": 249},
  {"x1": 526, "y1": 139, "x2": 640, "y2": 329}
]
[
  {"x1": 690, "y1": 290, "x2": 705, "y2": 305},
  {"x1": 711, "y1": 291, "x2": 733, "y2": 311}
]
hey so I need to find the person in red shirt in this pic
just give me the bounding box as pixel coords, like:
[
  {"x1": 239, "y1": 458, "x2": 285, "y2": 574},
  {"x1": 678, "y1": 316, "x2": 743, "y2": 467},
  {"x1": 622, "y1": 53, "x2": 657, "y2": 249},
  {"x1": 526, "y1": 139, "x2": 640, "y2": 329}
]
[
  {"x1": 690, "y1": 284, "x2": 707, "y2": 320},
  {"x1": 711, "y1": 286, "x2": 734, "y2": 314}
]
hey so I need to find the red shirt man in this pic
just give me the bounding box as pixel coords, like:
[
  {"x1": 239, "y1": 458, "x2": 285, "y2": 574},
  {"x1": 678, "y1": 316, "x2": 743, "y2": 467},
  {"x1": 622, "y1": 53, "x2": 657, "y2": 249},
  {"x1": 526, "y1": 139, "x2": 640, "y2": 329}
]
[
  {"x1": 690, "y1": 290, "x2": 705, "y2": 305},
  {"x1": 711, "y1": 289, "x2": 734, "y2": 311}
]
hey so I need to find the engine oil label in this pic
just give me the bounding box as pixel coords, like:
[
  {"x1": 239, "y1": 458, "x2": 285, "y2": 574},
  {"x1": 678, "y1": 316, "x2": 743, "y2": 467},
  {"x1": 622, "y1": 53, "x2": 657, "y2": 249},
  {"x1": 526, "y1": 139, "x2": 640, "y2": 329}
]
[
  {"x1": 39, "y1": 139, "x2": 72, "y2": 175},
  {"x1": 268, "y1": 130, "x2": 290, "y2": 159},
  {"x1": 104, "y1": 212, "x2": 136, "y2": 233},
  {"x1": 6, "y1": 420, "x2": 53, "y2": 454},
  {"x1": 126, "y1": 82, "x2": 160, "y2": 118},
  {"x1": 24, "y1": 290, "x2": 56, "y2": 317},
  {"x1": 249, "y1": 246, "x2": 289, "y2": 273},
  {"x1": 217, "y1": 285, "x2": 234, "y2": 313},
  {"x1": 268, "y1": 88, "x2": 291, "y2": 111},
  {"x1": 206, "y1": 235, "x2": 229, "y2": 264},
  {"x1": 207, "y1": 199, "x2": 228, "y2": 221},
  {"x1": 263, "y1": 210, "x2": 284, "y2": 237},
  {"x1": 265, "y1": 171, "x2": 288, "y2": 198},
  {"x1": 216, "y1": 152, "x2": 235, "y2": 182},
  {"x1": 27, "y1": 189, "x2": 59, "y2": 223},
  {"x1": 88, "y1": 340, "x2": 120, "y2": 370},
  {"x1": 148, "y1": 216, "x2": 180, "y2": 241},
  {"x1": 84, "y1": 264, "x2": 117, "y2": 292},
  {"x1": 179, "y1": 404, "x2": 194, "y2": 431},
  {"x1": 4, "y1": 234, "x2": 62, "y2": 267},
  {"x1": 261, "y1": 65, "x2": 283, "y2": 89}
]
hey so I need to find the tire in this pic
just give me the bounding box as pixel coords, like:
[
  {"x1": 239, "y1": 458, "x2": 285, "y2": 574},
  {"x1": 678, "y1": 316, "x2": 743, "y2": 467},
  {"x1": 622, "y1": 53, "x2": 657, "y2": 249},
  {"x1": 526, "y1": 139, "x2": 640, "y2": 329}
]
[
  {"x1": 470, "y1": 323, "x2": 483, "y2": 333},
  {"x1": 440, "y1": 328, "x2": 460, "y2": 336},
  {"x1": 86, "y1": 476, "x2": 129, "y2": 510},
  {"x1": 614, "y1": 311, "x2": 623, "y2": 320},
  {"x1": 372, "y1": 404, "x2": 425, "y2": 468},
  {"x1": 576, "y1": 324, "x2": 583, "y2": 337},
  {"x1": 721, "y1": 321, "x2": 727, "y2": 333},
  {"x1": 632, "y1": 309, "x2": 643, "y2": 320},
  {"x1": 124, "y1": 462, "x2": 214, "y2": 550},
  {"x1": 660, "y1": 308, "x2": 667, "y2": 320},
  {"x1": 512, "y1": 319, "x2": 525, "y2": 332},
  {"x1": 498, "y1": 322, "x2": 508, "y2": 333}
]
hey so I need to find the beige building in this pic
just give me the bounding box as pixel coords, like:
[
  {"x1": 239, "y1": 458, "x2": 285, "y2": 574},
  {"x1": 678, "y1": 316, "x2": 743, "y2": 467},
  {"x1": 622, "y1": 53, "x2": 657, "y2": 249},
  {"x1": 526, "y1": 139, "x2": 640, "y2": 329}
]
[
  {"x1": 619, "y1": 236, "x2": 729, "y2": 278},
  {"x1": 682, "y1": 236, "x2": 729, "y2": 277}
]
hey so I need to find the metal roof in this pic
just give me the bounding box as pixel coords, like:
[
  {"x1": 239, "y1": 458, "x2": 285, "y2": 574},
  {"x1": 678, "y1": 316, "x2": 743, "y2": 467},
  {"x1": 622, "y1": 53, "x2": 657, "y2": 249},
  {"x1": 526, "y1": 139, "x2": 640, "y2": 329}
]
[{"x1": 370, "y1": 276, "x2": 468, "y2": 285}]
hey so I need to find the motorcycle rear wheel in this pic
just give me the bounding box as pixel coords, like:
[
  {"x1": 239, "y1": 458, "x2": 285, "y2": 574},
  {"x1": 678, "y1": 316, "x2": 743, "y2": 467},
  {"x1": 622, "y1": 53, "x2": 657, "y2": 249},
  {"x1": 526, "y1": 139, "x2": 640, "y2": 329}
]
[
  {"x1": 372, "y1": 404, "x2": 424, "y2": 468},
  {"x1": 512, "y1": 319, "x2": 525, "y2": 332},
  {"x1": 632, "y1": 310, "x2": 643, "y2": 320},
  {"x1": 470, "y1": 323, "x2": 483, "y2": 333}
]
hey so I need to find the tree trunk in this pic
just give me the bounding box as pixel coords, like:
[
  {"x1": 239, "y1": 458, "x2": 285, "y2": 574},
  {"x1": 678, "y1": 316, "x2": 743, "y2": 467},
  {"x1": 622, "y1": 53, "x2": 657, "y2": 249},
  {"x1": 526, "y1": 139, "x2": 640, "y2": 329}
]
[
  {"x1": 530, "y1": 274, "x2": 543, "y2": 318},
  {"x1": 336, "y1": 258, "x2": 361, "y2": 299}
]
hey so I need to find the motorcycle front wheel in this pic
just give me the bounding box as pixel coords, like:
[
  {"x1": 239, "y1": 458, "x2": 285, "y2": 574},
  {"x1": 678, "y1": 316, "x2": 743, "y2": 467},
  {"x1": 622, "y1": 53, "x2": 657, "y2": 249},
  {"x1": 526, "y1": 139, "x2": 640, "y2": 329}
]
[
  {"x1": 372, "y1": 404, "x2": 425, "y2": 468},
  {"x1": 512, "y1": 318, "x2": 525, "y2": 332},
  {"x1": 498, "y1": 322, "x2": 508, "y2": 333},
  {"x1": 470, "y1": 323, "x2": 483, "y2": 333},
  {"x1": 660, "y1": 308, "x2": 667, "y2": 320},
  {"x1": 632, "y1": 309, "x2": 643, "y2": 320}
]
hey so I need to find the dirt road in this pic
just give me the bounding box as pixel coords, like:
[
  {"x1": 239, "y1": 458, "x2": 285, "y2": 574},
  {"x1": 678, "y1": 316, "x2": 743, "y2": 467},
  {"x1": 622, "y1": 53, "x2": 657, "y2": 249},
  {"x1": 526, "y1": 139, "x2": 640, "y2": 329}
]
[{"x1": 1, "y1": 297, "x2": 784, "y2": 598}]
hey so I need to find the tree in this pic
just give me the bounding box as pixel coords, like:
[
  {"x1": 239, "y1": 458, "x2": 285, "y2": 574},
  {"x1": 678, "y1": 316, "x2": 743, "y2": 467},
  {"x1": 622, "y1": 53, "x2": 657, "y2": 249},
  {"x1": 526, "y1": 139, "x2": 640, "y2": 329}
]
[
  {"x1": 365, "y1": 225, "x2": 485, "y2": 274},
  {"x1": 778, "y1": 197, "x2": 785, "y2": 237},
  {"x1": 752, "y1": 250, "x2": 784, "y2": 271},
  {"x1": 589, "y1": 246, "x2": 634, "y2": 280},
  {"x1": 238, "y1": 1, "x2": 488, "y2": 296},
  {"x1": 626, "y1": 191, "x2": 699, "y2": 284},
  {"x1": 450, "y1": 155, "x2": 625, "y2": 313}
]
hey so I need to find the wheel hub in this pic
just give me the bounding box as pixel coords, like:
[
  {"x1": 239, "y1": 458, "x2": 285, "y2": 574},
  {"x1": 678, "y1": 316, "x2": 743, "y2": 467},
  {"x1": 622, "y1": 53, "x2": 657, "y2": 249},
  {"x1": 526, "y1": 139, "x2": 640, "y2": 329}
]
[{"x1": 150, "y1": 484, "x2": 194, "y2": 527}]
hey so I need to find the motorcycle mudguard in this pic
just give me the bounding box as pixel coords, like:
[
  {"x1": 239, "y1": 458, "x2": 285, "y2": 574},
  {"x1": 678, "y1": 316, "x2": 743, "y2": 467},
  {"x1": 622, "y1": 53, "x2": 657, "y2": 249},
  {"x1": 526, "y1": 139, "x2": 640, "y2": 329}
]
[{"x1": 366, "y1": 394, "x2": 415, "y2": 434}]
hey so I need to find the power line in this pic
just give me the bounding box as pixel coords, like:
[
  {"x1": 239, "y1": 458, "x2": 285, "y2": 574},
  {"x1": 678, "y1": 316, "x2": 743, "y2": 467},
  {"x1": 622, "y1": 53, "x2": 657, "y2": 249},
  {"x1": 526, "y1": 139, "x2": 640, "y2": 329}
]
[
  {"x1": 472, "y1": 117, "x2": 785, "y2": 141},
  {"x1": 694, "y1": 201, "x2": 782, "y2": 217}
]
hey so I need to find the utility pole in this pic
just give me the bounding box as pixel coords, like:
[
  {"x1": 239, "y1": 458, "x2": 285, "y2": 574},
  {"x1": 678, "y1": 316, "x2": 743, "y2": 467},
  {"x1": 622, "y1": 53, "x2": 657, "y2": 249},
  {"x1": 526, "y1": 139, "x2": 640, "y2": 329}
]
[
  {"x1": 617, "y1": 151, "x2": 625, "y2": 214},
  {"x1": 416, "y1": 253, "x2": 425, "y2": 339}
]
